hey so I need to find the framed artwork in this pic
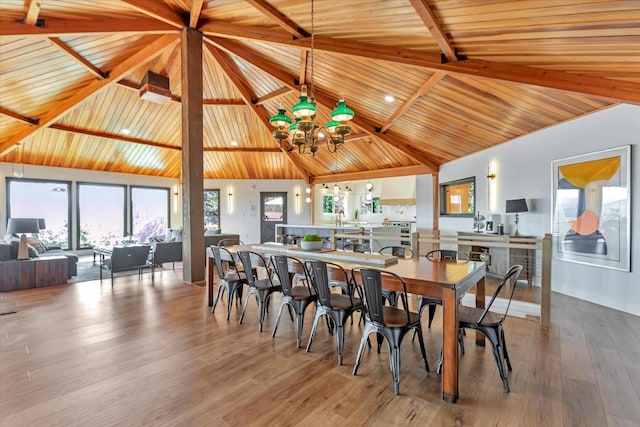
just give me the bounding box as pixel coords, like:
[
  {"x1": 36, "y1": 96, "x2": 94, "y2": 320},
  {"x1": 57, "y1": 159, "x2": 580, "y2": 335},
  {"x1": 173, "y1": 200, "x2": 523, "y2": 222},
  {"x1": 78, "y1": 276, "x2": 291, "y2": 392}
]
[{"x1": 551, "y1": 145, "x2": 631, "y2": 271}]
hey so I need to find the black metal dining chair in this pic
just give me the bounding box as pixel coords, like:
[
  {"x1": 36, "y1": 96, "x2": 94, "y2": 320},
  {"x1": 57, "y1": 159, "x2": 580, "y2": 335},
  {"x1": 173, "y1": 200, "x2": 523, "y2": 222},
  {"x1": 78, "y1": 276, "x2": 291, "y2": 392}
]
[
  {"x1": 270, "y1": 255, "x2": 317, "y2": 347},
  {"x1": 437, "y1": 264, "x2": 523, "y2": 392},
  {"x1": 378, "y1": 246, "x2": 415, "y2": 309},
  {"x1": 210, "y1": 245, "x2": 245, "y2": 320},
  {"x1": 306, "y1": 260, "x2": 364, "y2": 364},
  {"x1": 351, "y1": 267, "x2": 429, "y2": 395},
  {"x1": 237, "y1": 250, "x2": 282, "y2": 332}
]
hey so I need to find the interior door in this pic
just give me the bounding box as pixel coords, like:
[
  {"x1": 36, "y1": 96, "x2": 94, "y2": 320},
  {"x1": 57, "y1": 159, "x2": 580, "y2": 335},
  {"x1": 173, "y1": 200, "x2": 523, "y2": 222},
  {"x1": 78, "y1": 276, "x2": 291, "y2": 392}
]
[{"x1": 260, "y1": 192, "x2": 287, "y2": 243}]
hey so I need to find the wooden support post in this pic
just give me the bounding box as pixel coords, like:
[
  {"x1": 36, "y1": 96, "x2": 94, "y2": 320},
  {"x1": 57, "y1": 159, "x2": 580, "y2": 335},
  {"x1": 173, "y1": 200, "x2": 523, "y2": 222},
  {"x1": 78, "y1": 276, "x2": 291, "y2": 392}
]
[{"x1": 181, "y1": 27, "x2": 205, "y2": 284}]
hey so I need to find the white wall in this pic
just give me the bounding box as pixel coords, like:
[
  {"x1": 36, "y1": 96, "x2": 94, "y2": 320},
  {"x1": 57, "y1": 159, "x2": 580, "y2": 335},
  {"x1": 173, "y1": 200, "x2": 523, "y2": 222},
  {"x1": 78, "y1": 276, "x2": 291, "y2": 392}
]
[
  {"x1": 429, "y1": 104, "x2": 640, "y2": 315},
  {"x1": 202, "y1": 179, "x2": 310, "y2": 243}
]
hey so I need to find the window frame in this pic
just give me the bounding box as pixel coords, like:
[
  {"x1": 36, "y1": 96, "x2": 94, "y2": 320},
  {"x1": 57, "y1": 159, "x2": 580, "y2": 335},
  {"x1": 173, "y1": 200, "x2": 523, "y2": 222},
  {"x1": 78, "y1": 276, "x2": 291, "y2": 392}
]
[
  {"x1": 76, "y1": 181, "x2": 127, "y2": 249},
  {"x1": 439, "y1": 176, "x2": 476, "y2": 218},
  {"x1": 5, "y1": 177, "x2": 73, "y2": 249},
  {"x1": 204, "y1": 189, "x2": 221, "y2": 230},
  {"x1": 129, "y1": 185, "x2": 170, "y2": 243}
]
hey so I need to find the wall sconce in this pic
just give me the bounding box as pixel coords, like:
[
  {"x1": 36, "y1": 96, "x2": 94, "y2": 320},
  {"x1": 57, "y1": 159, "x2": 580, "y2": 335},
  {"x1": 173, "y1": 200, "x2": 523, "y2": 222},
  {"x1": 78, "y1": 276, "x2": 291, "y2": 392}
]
[
  {"x1": 227, "y1": 187, "x2": 234, "y2": 213},
  {"x1": 487, "y1": 160, "x2": 498, "y2": 212},
  {"x1": 173, "y1": 184, "x2": 179, "y2": 213},
  {"x1": 294, "y1": 187, "x2": 301, "y2": 214}
]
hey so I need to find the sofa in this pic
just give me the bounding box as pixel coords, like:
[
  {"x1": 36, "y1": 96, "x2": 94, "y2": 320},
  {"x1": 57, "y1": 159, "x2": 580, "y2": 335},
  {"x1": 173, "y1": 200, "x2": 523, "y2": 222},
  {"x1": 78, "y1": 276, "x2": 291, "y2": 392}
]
[{"x1": 1, "y1": 235, "x2": 78, "y2": 278}]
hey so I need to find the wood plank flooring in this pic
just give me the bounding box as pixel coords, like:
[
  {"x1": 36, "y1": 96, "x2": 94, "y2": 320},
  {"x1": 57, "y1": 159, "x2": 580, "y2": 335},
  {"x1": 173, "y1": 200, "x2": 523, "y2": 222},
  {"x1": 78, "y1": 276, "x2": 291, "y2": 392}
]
[{"x1": 1, "y1": 270, "x2": 639, "y2": 426}]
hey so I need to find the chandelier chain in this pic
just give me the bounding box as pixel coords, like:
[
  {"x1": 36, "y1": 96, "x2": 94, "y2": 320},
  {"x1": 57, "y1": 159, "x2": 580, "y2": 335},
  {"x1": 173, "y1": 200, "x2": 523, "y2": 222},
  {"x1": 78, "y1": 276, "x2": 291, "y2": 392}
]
[{"x1": 310, "y1": 0, "x2": 315, "y2": 99}]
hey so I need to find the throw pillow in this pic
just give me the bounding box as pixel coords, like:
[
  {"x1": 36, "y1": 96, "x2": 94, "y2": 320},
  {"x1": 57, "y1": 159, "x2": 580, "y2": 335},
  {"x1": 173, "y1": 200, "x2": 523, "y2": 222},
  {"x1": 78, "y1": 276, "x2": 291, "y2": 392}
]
[
  {"x1": 26, "y1": 237, "x2": 46, "y2": 254},
  {"x1": 27, "y1": 243, "x2": 39, "y2": 258}
]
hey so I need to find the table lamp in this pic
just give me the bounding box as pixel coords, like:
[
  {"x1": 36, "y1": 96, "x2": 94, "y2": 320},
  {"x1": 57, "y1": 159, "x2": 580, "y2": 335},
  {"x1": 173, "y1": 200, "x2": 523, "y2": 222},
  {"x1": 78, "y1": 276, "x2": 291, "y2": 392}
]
[
  {"x1": 505, "y1": 198, "x2": 528, "y2": 236},
  {"x1": 6, "y1": 218, "x2": 40, "y2": 260}
]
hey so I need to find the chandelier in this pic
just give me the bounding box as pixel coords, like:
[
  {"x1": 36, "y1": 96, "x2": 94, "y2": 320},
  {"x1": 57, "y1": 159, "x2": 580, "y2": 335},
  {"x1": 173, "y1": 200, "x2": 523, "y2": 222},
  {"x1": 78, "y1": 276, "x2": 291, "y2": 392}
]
[{"x1": 269, "y1": 0, "x2": 355, "y2": 156}]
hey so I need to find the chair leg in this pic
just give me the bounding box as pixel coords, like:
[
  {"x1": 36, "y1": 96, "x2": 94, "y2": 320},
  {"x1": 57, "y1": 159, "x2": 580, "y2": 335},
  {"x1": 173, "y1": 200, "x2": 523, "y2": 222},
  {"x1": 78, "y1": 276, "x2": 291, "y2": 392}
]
[
  {"x1": 391, "y1": 345, "x2": 401, "y2": 395},
  {"x1": 212, "y1": 284, "x2": 224, "y2": 313},
  {"x1": 334, "y1": 312, "x2": 347, "y2": 365},
  {"x1": 501, "y1": 328, "x2": 512, "y2": 371},
  {"x1": 272, "y1": 301, "x2": 287, "y2": 338},
  {"x1": 353, "y1": 330, "x2": 371, "y2": 376},
  {"x1": 427, "y1": 304, "x2": 437, "y2": 328},
  {"x1": 239, "y1": 290, "x2": 252, "y2": 324},
  {"x1": 306, "y1": 309, "x2": 323, "y2": 353},
  {"x1": 486, "y1": 329, "x2": 509, "y2": 392},
  {"x1": 415, "y1": 326, "x2": 430, "y2": 372},
  {"x1": 225, "y1": 286, "x2": 235, "y2": 321},
  {"x1": 257, "y1": 295, "x2": 266, "y2": 332},
  {"x1": 295, "y1": 310, "x2": 305, "y2": 348}
]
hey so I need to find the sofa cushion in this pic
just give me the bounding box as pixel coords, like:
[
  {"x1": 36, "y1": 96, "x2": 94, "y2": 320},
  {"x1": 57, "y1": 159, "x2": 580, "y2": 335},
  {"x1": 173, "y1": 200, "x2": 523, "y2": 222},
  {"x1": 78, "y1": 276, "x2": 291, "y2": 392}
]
[{"x1": 0, "y1": 240, "x2": 11, "y2": 261}]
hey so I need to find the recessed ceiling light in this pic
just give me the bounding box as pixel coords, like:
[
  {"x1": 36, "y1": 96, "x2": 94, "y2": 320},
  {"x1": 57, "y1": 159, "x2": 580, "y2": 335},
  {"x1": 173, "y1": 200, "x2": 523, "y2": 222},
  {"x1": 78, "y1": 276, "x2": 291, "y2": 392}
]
[
  {"x1": 384, "y1": 95, "x2": 394, "y2": 103},
  {"x1": 121, "y1": 129, "x2": 130, "y2": 135},
  {"x1": 231, "y1": 140, "x2": 238, "y2": 146}
]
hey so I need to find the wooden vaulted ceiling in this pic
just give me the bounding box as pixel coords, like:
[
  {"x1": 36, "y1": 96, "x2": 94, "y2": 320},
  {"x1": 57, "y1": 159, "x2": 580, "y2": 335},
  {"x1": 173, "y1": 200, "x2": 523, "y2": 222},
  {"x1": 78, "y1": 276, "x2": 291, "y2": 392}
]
[{"x1": 1, "y1": 1, "x2": 639, "y2": 183}]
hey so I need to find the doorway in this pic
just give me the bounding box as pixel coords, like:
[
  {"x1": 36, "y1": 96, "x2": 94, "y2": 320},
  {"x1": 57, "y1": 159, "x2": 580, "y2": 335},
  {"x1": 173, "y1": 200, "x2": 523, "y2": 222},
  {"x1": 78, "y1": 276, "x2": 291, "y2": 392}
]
[{"x1": 260, "y1": 192, "x2": 287, "y2": 243}]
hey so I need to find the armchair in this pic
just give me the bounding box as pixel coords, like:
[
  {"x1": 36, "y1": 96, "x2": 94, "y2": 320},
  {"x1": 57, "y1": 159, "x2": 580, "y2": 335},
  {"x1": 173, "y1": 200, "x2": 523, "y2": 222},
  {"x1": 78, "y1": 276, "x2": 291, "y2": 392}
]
[{"x1": 103, "y1": 245, "x2": 151, "y2": 284}]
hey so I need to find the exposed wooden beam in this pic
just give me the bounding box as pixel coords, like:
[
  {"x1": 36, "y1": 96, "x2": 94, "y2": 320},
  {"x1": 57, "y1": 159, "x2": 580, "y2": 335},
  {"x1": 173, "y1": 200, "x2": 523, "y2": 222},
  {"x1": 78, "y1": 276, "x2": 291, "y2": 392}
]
[
  {"x1": 24, "y1": 0, "x2": 41, "y2": 26},
  {"x1": 409, "y1": 0, "x2": 457, "y2": 62},
  {"x1": 379, "y1": 71, "x2": 445, "y2": 133},
  {"x1": 207, "y1": 36, "x2": 440, "y2": 171},
  {"x1": 204, "y1": 147, "x2": 281, "y2": 153},
  {"x1": 120, "y1": 0, "x2": 185, "y2": 29},
  {"x1": 189, "y1": 0, "x2": 204, "y2": 29},
  {"x1": 344, "y1": 133, "x2": 371, "y2": 142},
  {"x1": 0, "y1": 34, "x2": 179, "y2": 157},
  {"x1": 48, "y1": 37, "x2": 108, "y2": 79},
  {"x1": 0, "y1": 17, "x2": 177, "y2": 37},
  {"x1": 50, "y1": 123, "x2": 281, "y2": 153},
  {"x1": 49, "y1": 124, "x2": 179, "y2": 150},
  {"x1": 0, "y1": 107, "x2": 39, "y2": 125},
  {"x1": 200, "y1": 22, "x2": 640, "y2": 105},
  {"x1": 203, "y1": 99, "x2": 246, "y2": 106},
  {"x1": 203, "y1": 41, "x2": 310, "y2": 181},
  {"x1": 310, "y1": 165, "x2": 433, "y2": 185},
  {"x1": 254, "y1": 87, "x2": 292, "y2": 106},
  {"x1": 244, "y1": 0, "x2": 309, "y2": 38}
]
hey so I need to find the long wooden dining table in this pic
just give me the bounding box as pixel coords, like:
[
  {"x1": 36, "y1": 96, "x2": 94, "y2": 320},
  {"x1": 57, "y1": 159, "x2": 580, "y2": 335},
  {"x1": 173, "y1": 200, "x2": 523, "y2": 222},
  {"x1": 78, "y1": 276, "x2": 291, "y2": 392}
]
[{"x1": 205, "y1": 243, "x2": 486, "y2": 403}]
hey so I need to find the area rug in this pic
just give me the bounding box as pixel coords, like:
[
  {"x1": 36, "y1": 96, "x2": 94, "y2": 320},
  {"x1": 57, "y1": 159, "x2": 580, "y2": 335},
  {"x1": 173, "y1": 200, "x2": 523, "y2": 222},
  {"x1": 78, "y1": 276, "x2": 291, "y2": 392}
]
[{"x1": 71, "y1": 259, "x2": 147, "y2": 283}]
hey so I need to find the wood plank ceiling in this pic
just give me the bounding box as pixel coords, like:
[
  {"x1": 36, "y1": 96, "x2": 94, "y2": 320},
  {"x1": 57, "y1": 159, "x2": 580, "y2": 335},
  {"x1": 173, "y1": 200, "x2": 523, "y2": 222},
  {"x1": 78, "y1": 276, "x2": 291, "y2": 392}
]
[{"x1": 1, "y1": 0, "x2": 638, "y2": 183}]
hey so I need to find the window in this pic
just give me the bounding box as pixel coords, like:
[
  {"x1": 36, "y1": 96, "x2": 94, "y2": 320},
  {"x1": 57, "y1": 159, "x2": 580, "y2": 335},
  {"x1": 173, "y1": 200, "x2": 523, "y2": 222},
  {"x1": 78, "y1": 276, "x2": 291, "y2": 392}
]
[
  {"x1": 6, "y1": 178, "x2": 72, "y2": 249},
  {"x1": 130, "y1": 186, "x2": 169, "y2": 244},
  {"x1": 440, "y1": 177, "x2": 475, "y2": 217},
  {"x1": 361, "y1": 196, "x2": 382, "y2": 214},
  {"x1": 204, "y1": 189, "x2": 220, "y2": 230},
  {"x1": 77, "y1": 183, "x2": 126, "y2": 248}
]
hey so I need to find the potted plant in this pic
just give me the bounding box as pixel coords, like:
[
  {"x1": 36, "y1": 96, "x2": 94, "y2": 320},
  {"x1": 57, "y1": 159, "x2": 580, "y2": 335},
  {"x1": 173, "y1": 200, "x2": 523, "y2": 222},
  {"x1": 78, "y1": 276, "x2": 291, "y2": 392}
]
[{"x1": 300, "y1": 234, "x2": 323, "y2": 251}]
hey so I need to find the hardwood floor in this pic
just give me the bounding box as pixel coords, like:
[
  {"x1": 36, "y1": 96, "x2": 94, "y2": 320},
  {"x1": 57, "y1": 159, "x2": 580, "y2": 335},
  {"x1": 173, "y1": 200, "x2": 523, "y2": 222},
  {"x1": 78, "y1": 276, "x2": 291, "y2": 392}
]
[{"x1": 1, "y1": 270, "x2": 639, "y2": 426}]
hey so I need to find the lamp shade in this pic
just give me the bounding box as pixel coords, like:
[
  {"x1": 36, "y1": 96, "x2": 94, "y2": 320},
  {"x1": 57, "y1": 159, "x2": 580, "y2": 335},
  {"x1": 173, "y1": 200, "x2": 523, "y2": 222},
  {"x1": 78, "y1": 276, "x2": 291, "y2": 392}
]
[
  {"x1": 505, "y1": 199, "x2": 528, "y2": 213},
  {"x1": 6, "y1": 218, "x2": 40, "y2": 234},
  {"x1": 37, "y1": 218, "x2": 46, "y2": 230}
]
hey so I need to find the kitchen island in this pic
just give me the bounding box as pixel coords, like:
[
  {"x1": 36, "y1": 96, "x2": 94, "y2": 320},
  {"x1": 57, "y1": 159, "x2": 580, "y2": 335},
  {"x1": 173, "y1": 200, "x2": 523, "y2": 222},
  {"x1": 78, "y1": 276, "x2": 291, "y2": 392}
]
[{"x1": 275, "y1": 223, "x2": 402, "y2": 252}]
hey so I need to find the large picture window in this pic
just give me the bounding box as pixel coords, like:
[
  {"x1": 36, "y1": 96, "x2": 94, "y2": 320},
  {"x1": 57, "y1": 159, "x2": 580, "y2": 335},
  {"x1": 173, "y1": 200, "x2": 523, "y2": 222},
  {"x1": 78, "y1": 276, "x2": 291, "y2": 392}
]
[
  {"x1": 77, "y1": 183, "x2": 126, "y2": 248},
  {"x1": 6, "y1": 178, "x2": 72, "y2": 249},
  {"x1": 204, "y1": 189, "x2": 220, "y2": 230},
  {"x1": 131, "y1": 186, "x2": 169, "y2": 244}
]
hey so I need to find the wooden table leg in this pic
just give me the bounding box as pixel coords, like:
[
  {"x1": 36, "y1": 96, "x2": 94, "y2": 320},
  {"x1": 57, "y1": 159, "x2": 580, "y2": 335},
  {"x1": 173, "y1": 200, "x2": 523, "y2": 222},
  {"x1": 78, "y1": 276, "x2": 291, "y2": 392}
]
[
  {"x1": 475, "y1": 276, "x2": 486, "y2": 346},
  {"x1": 442, "y1": 287, "x2": 459, "y2": 403}
]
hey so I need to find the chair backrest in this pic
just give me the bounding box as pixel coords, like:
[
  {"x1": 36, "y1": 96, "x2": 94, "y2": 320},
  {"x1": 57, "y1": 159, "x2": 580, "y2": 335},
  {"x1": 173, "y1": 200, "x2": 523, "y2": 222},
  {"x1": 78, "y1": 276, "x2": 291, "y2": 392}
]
[
  {"x1": 218, "y1": 238, "x2": 244, "y2": 247},
  {"x1": 271, "y1": 255, "x2": 311, "y2": 297},
  {"x1": 152, "y1": 241, "x2": 182, "y2": 264},
  {"x1": 307, "y1": 260, "x2": 354, "y2": 307},
  {"x1": 237, "y1": 250, "x2": 272, "y2": 288},
  {"x1": 342, "y1": 243, "x2": 371, "y2": 253},
  {"x1": 426, "y1": 249, "x2": 468, "y2": 261},
  {"x1": 352, "y1": 267, "x2": 410, "y2": 326},
  {"x1": 211, "y1": 245, "x2": 236, "y2": 281},
  {"x1": 111, "y1": 246, "x2": 151, "y2": 272},
  {"x1": 379, "y1": 245, "x2": 414, "y2": 259},
  {"x1": 477, "y1": 264, "x2": 523, "y2": 325}
]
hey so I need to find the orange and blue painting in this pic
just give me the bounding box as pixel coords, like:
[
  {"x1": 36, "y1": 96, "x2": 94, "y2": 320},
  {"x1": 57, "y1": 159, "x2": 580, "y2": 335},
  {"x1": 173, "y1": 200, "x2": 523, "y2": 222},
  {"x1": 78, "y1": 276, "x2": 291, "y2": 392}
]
[{"x1": 552, "y1": 146, "x2": 630, "y2": 271}]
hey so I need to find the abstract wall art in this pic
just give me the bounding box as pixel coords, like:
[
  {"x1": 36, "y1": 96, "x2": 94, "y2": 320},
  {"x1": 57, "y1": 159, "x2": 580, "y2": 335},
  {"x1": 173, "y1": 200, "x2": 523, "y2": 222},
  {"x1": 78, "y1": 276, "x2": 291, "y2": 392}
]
[{"x1": 551, "y1": 145, "x2": 631, "y2": 271}]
